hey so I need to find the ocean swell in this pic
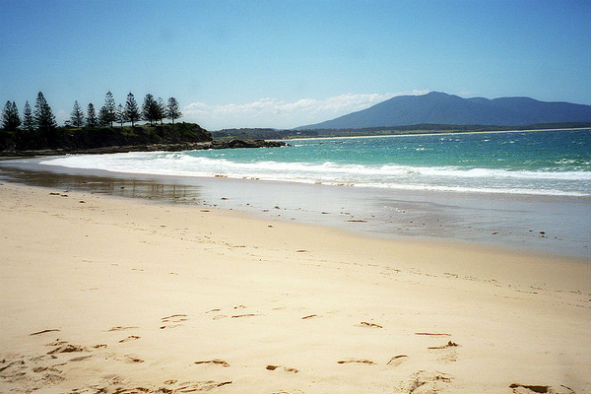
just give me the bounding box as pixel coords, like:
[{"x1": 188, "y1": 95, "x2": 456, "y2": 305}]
[{"x1": 39, "y1": 151, "x2": 590, "y2": 197}]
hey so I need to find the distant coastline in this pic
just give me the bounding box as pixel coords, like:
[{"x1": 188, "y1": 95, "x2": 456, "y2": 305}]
[
  {"x1": 276, "y1": 126, "x2": 591, "y2": 142},
  {"x1": 213, "y1": 122, "x2": 590, "y2": 141}
]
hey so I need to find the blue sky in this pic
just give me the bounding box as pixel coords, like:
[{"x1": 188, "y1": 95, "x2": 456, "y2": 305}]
[{"x1": 1, "y1": 0, "x2": 589, "y2": 129}]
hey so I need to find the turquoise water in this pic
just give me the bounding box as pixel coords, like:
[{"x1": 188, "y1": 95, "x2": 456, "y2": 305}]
[{"x1": 40, "y1": 129, "x2": 591, "y2": 196}]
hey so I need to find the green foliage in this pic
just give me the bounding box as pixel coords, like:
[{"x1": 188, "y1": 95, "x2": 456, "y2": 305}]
[
  {"x1": 33, "y1": 91, "x2": 57, "y2": 131},
  {"x1": 125, "y1": 92, "x2": 140, "y2": 126},
  {"x1": 157, "y1": 97, "x2": 165, "y2": 125},
  {"x1": 2, "y1": 101, "x2": 21, "y2": 130},
  {"x1": 103, "y1": 91, "x2": 116, "y2": 126},
  {"x1": 22, "y1": 101, "x2": 34, "y2": 131},
  {"x1": 166, "y1": 97, "x2": 182, "y2": 124},
  {"x1": 70, "y1": 100, "x2": 84, "y2": 127},
  {"x1": 115, "y1": 103, "x2": 127, "y2": 126},
  {"x1": 0, "y1": 122, "x2": 211, "y2": 152},
  {"x1": 142, "y1": 93, "x2": 162, "y2": 125},
  {"x1": 98, "y1": 105, "x2": 111, "y2": 126},
  {"x1": 86, "y1": 103, "x2": 97, "y2": 127}
]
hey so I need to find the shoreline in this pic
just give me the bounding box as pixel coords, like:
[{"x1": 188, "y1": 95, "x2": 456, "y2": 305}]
[
  {"x1": 1, "y1": 158, "x2": 589, "y2": 259},
  {"x1": 0, "y1": 182, "x2": 589, "y2": 393}
]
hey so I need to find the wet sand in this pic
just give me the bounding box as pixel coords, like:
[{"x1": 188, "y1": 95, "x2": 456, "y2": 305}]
[
  {"x1": 0, "y1": 182, "x2": 589, "y2": 393},
  {"x1": 1, "y1": 158, "x2": 589, "y2": 258}
]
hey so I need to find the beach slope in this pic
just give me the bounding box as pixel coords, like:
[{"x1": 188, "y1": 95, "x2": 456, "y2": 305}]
[{"x1": 0, "y1": 183, "x2": 589, "y2": 393}]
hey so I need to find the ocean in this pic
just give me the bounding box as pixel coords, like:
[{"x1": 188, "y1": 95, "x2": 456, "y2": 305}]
[
  {"x1": 39, "y1": 128, "x2": 591, "y2": 197},
  {"x1": 1, "y1": 128, "x2": 589, "y2": 257}
]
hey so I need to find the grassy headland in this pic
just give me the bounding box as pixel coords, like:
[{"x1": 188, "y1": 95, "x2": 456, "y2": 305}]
[{"x1": 0, "y1": 123, "x2": 286, "y2": 156}]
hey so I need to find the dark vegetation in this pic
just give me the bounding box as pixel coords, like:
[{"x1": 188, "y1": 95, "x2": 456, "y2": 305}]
[
  {"x1": 2, "y1": 90, "x2": 182, "y2": 132},
  {"x1": 1, "y1": 91, "x2": 284, "y2": 155},
  {"x1": 0, "y1": 122, "x2": 212, "y2": 154},
  {"x1": 213, "y1": 128, "x2": 284, "y2": 140}
]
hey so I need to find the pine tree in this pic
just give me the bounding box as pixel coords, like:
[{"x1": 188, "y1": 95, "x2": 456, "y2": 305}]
[
  {"x1": 125, "y1": 92, "x2": 140, "y2": 126},
  {"x1": 104, "y1": 91, "x2": 116, "y2": 126},
  {"x1": 166, "y1": 97, "x2": 182, "y2": 124},
  {"x1": 70, "y1": 100, "x2": 84, "y2": 127},
  {"x1": 23, "y1": 101, "x2": 34, "y2": 131},
  {"x1": 2, "y1": 101, "x2": 21, "y2": 130},
  {"x1": 2, "y1": 101, "x2": 13, "y2": 129},
  {"x1": 11, "y1": 101, "x2": 21, "y2": 129},
  {"x1": 115, "y1": 103, "x2": 127, "y2": 126},
  {"x1": 86, "y1": 103, "x2": 97, "y2": 127},
  {"x1": 98, "y1": 105, "x2": 110, "y2": 126},
  {"x1": 157, "y1": 97, "x2": 165, "y2": 125},
  {"x1": 34, "y1": 92, "x2": 57, "y2": 130},
  {"x1": 142, "y1": 93, "x2": 161, "y2": 126}
]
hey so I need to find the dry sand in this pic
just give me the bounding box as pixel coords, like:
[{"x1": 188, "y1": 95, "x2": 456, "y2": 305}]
[{"x1": 0, "y1": 182, "x2": 589, "y2": 394}]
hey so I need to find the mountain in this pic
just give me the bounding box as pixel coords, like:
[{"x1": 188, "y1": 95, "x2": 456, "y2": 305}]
[{"x1": 297, "y1": 92, "x2": 590, "y2": 129}]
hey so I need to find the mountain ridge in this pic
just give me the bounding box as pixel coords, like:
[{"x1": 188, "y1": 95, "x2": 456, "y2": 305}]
[{"x1": 296, "y1": 91, "x2": 590, "y2": 129}]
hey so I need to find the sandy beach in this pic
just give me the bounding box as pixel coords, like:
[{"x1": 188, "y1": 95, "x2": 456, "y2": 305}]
[{"x1": 1, "y1": 182, "x2": 589, "y2": 393}]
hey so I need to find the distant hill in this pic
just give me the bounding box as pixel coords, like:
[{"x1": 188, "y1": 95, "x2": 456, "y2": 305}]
[{"x1": 297, "y1": 91, "x2": 591, "y2": 129}]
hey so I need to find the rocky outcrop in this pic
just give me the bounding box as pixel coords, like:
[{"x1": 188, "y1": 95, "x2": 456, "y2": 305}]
[{"x1": 210, "y1": 139, "x2": 286, "y2": 149}]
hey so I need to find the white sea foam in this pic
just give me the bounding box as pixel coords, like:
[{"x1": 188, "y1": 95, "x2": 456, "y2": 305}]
[{"x1": 40, "y1": 152, "x2": 591, "y2": 197}]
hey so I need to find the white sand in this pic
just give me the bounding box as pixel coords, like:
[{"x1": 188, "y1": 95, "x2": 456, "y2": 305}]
[{"x1": 1, "y1": 182, "x2": 589, "y2": 393}]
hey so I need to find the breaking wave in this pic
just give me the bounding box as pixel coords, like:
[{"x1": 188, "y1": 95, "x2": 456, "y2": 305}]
[{"x1": 40, "y1": 151, "x2": 590, "y2": 196}]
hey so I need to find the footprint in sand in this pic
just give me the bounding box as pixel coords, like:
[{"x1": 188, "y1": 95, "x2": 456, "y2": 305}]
[
  {"x1": 118, "y1": 336, "x2": 141, "y2": 343},
  {"x1": 161, "y1": 314, "x2": 188, "y2": 322},
  {"x1": 231, "y1": 313, "x2": 258, "y2": 318},
  {"x1": 509, "y1": 383, "x2": 575, "y2": 394},
  {"x1": 206, "y1": 306, "x2": 262, "y2": 320},
  {"x1": 0, "y1": 351, "x2": 81, "y2": 390},
  {"x1": 387, "y1": 355, "x2": 408, "y2": 367},
  {"x1": 69, "y1": 355, "x2": 92, "y2": 362},
  {"x1": 29, "y1": 329, "x2": 61, "y2": 336},
  {"x1": 337, "y1": 359, "x2": 375, "y2": 365},
  {"x1": 401, "y1": 370, "x2": 453, "y2": 394},
  {"x1": 301, "y1": 314, "x2": 318, "y2": 320},
  {"x1": 108, "y1": 326, "x2": 139, "y2": 332},
  {"x1": 124, "y1": 354, "x2": 144, "y2": 363},
  {"x1": 160, "y1": 314, "x2": 189, "y2": 329},
  {"x1": 357, "y1": 321, "x2": 383, "y2": 328},
  {"x1": 45, "y1": 339, "x2": 68, "y2": 347},
  {"x1": 195, "y1": 359, "x2": 230, "y2": 367},
  {"x1": 87, "y1": 379, "x2": 232, "y2": 393},
  {"x1": 47, "y1": 344, "x2": 88, "y2": 355},
  {"x1": 266, "y1": 364, "x2": 299, "y2": 373},
  {"x1": 415, "y1": 332, "x2": 451, "y2": 337},
  {"x1": 427, "y1": 340, "x2": 459, "y2": 363}
]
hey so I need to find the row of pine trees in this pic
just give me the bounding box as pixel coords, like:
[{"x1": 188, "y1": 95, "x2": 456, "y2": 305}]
[{"x1": 1, "y1": 91, "x2": 182, "y2": 131}]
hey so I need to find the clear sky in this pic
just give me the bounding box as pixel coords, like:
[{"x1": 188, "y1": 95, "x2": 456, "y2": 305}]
[{"x1": 1, "y1": 0, "x2": 589, "y2": 129}]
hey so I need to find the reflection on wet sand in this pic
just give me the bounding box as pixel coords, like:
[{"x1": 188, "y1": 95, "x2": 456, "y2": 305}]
[{"x1": 0, "y1": 166, "x2": 202, "y2": 205}]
